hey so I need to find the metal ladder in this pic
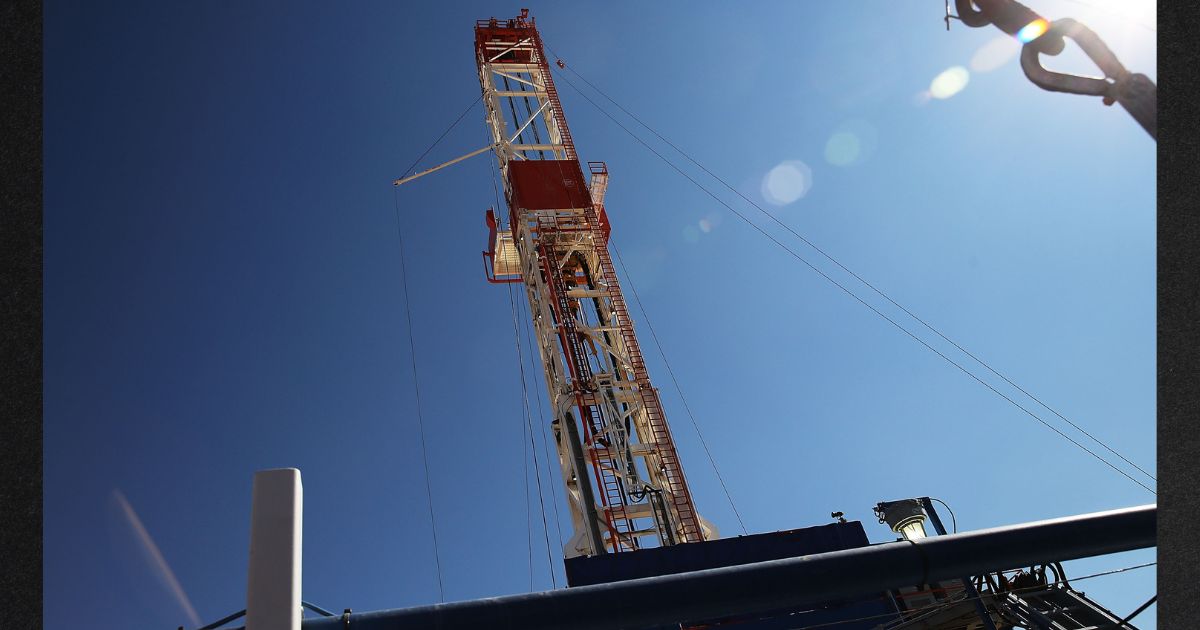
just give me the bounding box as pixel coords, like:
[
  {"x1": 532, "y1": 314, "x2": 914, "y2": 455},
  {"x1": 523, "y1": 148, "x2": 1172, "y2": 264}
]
[
  {"x1": 530, "y1": 30, "x2": 576, "y2": 161},
  {"x1": 539, "y1": 236, "x2": 636, "y2": 551},
  {"x1": 583, "y1": 204, "x2": 704, "y2": 544}
]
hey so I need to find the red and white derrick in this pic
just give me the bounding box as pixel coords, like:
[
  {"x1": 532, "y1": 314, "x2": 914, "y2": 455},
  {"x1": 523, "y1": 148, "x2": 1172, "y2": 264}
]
[{"x1": 477, "y1": 11, "x2": 715, "y2": 557}]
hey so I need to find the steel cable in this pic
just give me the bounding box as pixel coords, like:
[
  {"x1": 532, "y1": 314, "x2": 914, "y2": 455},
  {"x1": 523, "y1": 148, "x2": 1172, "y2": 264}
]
[
  {"x1": 396, "y1": 96, "x2": 481, "y2": 182},
  {"x1": 518, "y1": 285, "x2": 568, "y2": 580},
  {"x1": 391, "y1": 187, "x2": 446, "y2": 602},
  {"x1": 507, "y1": 278, "x2": 536, "y2": 591},
  {"x1": 388, "y1": 95, "x2": 486, "y2": 602},
  {"x1": 492, "y1": 149, "x2": 559, "y2": 589},
  {"x1": 506, "y1": 278, "x2": 558, "y2": 590},
  {"x1": 610, "y1": 242, "x2": 749, "y2": 535},
  {"x1": 542, "y1": 45, "x2": 1154, "y2": 496},
  {"x1": 547, "y1": 46, "x2": 1154, "y2": 487}
]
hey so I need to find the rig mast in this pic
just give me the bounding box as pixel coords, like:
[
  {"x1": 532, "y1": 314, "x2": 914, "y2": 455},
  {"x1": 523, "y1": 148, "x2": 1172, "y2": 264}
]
[{"x1": 476, "y1": 10, "x2": 715, "y2": 557}]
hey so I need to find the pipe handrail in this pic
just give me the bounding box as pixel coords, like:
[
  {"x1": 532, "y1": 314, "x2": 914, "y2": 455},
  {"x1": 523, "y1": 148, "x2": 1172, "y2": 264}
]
[{"x1": 230, "y1": 504, "x2": 1155, "y2": 630}]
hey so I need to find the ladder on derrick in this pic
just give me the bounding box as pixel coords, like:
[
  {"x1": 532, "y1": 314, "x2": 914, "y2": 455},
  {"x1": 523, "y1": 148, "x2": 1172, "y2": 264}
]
[
  {"x1": 581, "y1": 203, "x2": 704, "y2": 545},
  {"x1": 540, "y1": 236, "x2": 636, "y2": 552},
  {"x1": 529, "y1": 30, "x2": 576, "y2": 162}
]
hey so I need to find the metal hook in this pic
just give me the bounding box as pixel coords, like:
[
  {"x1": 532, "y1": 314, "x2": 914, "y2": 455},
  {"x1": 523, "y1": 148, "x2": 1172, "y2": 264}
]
[
  {"x1": 1020, "y1": 18, "x2": 1156, "y2": 139},
  {"x1": 1020, "y1": 18, "x2": 1123, "y2": 96}
]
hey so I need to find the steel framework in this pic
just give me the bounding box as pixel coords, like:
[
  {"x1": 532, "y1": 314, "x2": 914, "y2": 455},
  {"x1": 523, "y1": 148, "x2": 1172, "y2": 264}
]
[{"x1": 476, "y1": 10, "x2": 714, "y2": 557}]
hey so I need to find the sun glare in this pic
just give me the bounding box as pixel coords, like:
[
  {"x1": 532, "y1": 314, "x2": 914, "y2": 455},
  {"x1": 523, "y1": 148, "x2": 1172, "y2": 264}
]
[{"x1": 929, "y1": 66, "x2": 970, "y2": 100}]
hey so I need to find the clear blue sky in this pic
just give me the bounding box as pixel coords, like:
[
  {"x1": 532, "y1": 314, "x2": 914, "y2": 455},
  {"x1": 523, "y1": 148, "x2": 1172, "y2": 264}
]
[{"x1": 44, "y1": 2, "x2": 1157, "y2": 628}]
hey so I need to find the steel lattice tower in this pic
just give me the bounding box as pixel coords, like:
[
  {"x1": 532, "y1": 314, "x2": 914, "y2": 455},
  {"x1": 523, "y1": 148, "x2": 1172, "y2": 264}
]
[{"x1": 477, "y1": 10, "x2": 716, "y2": 557}]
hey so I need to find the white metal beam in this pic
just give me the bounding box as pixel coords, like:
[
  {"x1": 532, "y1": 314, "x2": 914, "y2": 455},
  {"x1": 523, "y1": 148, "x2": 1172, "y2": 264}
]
[
  {"x1": 392, "y1": 145, "x2": 495, "y2": 186},
  {"x1": 487, "y1": 38, "x2": 532, "y2": 63},
  {"x1": 491, "y1": 69, "x2": 543, "y2": 89},
  {"x1": 509, "y1": 99, "x2": 553, "y2": 143}
]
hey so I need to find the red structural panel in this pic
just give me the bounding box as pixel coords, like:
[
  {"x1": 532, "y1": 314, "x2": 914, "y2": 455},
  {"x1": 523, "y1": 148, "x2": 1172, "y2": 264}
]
[
  {"x1": 597, "y1": 206, "x2": 611, "y2": 242},
  {"x1": 508, "y1": 160, "x2": 591, "y2": 211}
]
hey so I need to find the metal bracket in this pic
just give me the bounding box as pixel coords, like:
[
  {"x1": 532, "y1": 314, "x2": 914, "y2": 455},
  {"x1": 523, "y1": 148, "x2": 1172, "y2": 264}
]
[{"x1": 301, "y1": 601, "x2": 337, "y2": 618}]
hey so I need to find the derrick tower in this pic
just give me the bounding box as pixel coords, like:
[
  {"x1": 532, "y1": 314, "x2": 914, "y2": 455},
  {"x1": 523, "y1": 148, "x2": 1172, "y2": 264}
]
[{"x1": 476, "y1": 10, "x2": 715, "y2": 557}]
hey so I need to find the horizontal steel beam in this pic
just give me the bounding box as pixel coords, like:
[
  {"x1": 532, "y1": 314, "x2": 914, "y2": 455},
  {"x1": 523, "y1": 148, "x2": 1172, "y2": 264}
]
[
  {"x1": 508, "y1": 144, "x2": 566, "y2": 152},
  {"x1": 494, "y1": 91, "x2": 548, "y2": 97},
  {"x1": 246, "y1": 505, "x2": 1156, "y2": 630}
]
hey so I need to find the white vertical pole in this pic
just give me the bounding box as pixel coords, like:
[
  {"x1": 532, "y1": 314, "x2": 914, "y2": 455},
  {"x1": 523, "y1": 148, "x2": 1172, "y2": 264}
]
[{"x1": 245, "y1": 468, "x2": 302, "y2": 630}]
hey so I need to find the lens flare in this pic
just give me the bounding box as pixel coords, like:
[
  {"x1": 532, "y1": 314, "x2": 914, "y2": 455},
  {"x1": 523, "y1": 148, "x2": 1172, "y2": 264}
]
[
  {"x1": 825, "y1": 132, "x2": 861, "y2": 166},
  {"x1": 761, "y1": 161, "x2": 813, "y2": 206},
  {"x1": 114, "y1": 489, "x2": 202, "y2": 627},
  {"x1": 970, "y1": 35, "x2": 1020, "y2": 73},
  {"x1": 929, "y1": 66, "x2": 970, "y2": 100},
  {"x1": 824, "y1": 119, "x2": 879, "y2": 167},
  {"x1": 1016, "y1": 18, "x2": 1050, "y2": 43}
]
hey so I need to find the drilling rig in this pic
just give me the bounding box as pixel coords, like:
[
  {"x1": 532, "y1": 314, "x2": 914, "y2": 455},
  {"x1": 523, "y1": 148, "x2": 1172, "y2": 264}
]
[
  {"x1": 467, "y1": 11, "x2": 1150, "y2": 630},
  {"x1": 261, "y1": 9, "x2": 1153, "y2": 630},
  {"x1": 476, "y1": 9, "x2": 715, "y2": 559}
]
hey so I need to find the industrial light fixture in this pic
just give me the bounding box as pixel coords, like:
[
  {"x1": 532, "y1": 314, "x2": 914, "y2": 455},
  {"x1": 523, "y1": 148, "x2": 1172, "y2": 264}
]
[{"x1": 874, "y1": 499, "x2": 929, "y2": 541}]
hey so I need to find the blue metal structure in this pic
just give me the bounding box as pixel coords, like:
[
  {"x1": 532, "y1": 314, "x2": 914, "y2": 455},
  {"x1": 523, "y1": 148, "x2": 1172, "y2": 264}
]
[
  {"x1": 223, "y1": 505, "x2": 1152, "y2": 630},
  {"x1": 566, "y1": 520, "x2": 895, "y2": 628}
]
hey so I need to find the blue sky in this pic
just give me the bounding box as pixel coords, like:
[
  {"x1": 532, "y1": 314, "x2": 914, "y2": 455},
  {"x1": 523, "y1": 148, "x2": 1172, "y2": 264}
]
[{"x1": 44, "y1": 2, "x2": 1157, "y2": 628}]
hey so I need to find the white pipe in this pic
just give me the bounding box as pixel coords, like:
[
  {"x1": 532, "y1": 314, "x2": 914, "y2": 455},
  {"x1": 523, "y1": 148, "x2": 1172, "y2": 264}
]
[{"x1": 245, "y1": 469, "x2": 303, "y2": 630}]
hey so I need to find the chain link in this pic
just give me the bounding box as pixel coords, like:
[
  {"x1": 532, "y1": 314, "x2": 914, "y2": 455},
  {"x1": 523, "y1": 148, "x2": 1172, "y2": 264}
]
[{"x1": 948, "y1": 0, "x2": 1157, "y2": 139}]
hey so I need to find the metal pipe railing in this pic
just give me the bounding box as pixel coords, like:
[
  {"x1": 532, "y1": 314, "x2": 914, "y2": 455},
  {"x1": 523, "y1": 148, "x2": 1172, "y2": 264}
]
[{"x1": 238, "y1": 504, "x2": 1154, "y2": 630}]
